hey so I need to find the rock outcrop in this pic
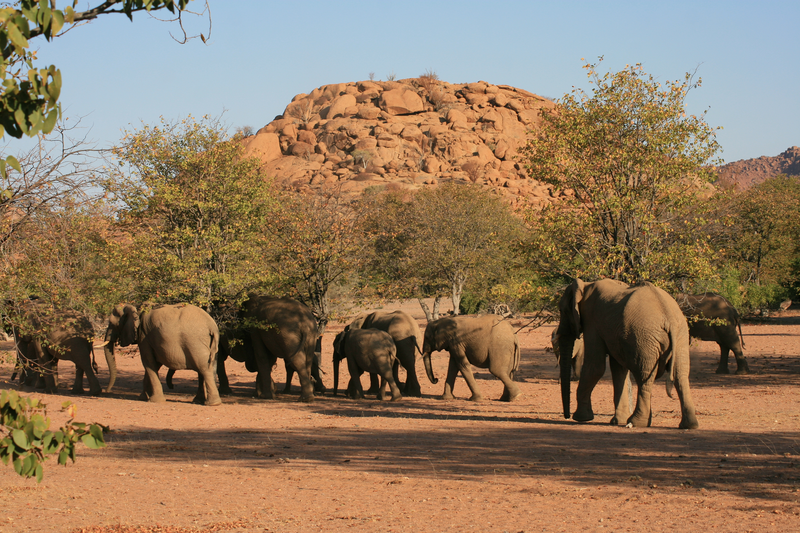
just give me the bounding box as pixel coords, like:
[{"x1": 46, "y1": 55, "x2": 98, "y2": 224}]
[
  {"x1": 716, "y1": 146, "x2": 800, "y2": 190},
  {"x1": 242, "y1": 77, "x2": 562, "y2": 207}
]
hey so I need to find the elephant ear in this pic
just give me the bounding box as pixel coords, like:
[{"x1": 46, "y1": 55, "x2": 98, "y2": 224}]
[{"x1": 570, "y1": 278, "x2": 585, "y2": 337}]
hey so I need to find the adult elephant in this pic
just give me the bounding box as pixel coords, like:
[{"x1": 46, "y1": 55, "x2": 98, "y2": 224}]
[
  {"x1": 557, "y1": 278, "x2": 699, "y2": 429},
  {"x1": 422, "y1": 314, "x2": 521, "y2": 402},
  {"x1": 332, "y1": 328, "x2": 401, "y2": 401},
  {"x1": 11, "y1": 299, "x2": 112, "y2": 396},
  {"x1": 677, "y1": 293, "x2": 749, "y2": 375},
  {"x1": 239, "y1": 295, "x2": 318, "y2": 402},
  {"x1": 348, "y1": 310, "x2": 422, "y2": 396},
  {"x1": 105, "y1": 303, "x2": 221, "y2": 405}
]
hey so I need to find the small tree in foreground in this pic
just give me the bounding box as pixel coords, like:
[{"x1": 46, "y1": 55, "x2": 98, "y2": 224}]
[
  {"x1": 521, "y1": 58, "x2": 721, "y2": 291},
  {"x1": 1, "y1": 390, "x2": 105, "y2": 483}
]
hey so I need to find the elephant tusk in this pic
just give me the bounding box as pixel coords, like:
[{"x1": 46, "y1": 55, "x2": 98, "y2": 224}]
[{"x1": 93, "y1": 340, "x2": 110, "y2": 348}]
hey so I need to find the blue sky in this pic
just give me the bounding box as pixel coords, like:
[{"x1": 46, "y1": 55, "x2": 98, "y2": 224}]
[{"x1": 3, "y1": 0, "x2": 797, "y2": 164}]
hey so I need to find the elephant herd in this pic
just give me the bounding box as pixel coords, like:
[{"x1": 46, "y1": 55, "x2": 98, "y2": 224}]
[{"x1": 6, "y1": 281, "x2": 751, "y2": 431}]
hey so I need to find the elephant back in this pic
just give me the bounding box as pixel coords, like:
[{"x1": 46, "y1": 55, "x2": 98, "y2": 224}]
[{"x1": 241, "y1": 295, "x2": 317, "y2": 358}]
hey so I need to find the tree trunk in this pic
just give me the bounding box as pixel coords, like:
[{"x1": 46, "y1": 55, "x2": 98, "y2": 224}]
[
  {"x1": 417, "y1": 296, "x2": 442, "y2": 323},
  {"x1": 451, "y1": 273, "x2": 466, "y2": 316}
]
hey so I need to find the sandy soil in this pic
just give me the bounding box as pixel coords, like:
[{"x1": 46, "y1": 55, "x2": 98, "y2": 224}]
[{"x1": 1, "y1": 302, "x2": 799, "y2": 533}]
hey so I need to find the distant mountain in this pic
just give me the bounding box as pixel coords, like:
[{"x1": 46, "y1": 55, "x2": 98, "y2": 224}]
[{"x1": 716, "y1": 146, "x2": 800, "y2": 190}]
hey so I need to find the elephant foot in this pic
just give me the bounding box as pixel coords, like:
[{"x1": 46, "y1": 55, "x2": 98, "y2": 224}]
[
  {"x1": 88, "y1": 389, "x2": 102, "y2": 397},
  {"x1": 468, "y1": 394, "x2": 485, "y2": 402},
  {"x1": 148, "y1": 395, "x2": 167, "y2": 403},
  {"x1": 572, "y1": 407, "x2": 594, "y2": 422},
  {"x1": 610, "y1": 416, "x2": 621, "y2": 425},
  {"x1": 735, "y1": 363, "x2": 750, "y2": 375},
  {"x1": 500, "y1": 387, "x2": 522, "y2": 402},
  {"x1": 218, "y1": 386, "x2": 233, "y2": 396},
  {"x1": 390, "y1": 393, "x2": 402, "y2": 401},
  {"x1": 679, "y1": 416, "x2": 700, "y2": 430},
  {"x1": 71, "y1": 387, "x2": 86, "y2": 395},
  {"x1": 440, "y1": 393, "x2": 455, "y2": 401},
  {"x1": 298, "y1": 394, "x2": 315, "y2": 403},
  {"x1": 625, "y1": 413, "x2": 651, "y2": 428},
  {"x1": 192, "y1": 395, "x2": 205, "y2": 405},
  {"x1": 403, "y1": 387, "x2": 422, "y2": 398},
  {"x1": 715, "y1": 366, "x2": 731, "y2": 375},
  {"x1": 205, "y1": 397, "x2": 222, "y2": 407}
]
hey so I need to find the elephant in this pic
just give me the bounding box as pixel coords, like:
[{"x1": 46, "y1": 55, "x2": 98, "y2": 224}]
[
  {"x1": 238, "y1": 295, "x2": 318, "y2": 402},
  {"x1": 557, "y1": 278, "x2": 699, "y2": 429},
  {"x1": 166, "y1": 326, "x2": 325, "y2": 398},
  {"x1": 10, "y1": 299, "x2": 112, "y2": 396},
  {"x1": 421, "y1": 314, "x2": 521, "y2": 402},
  {"x1": 348, "y1": 310, "x2": 422, "y2": 396},
  {"x1": 105, "y1": 303, "x2": 221, "y2": 405},
  {"x1": 550, "y1": 327, "x2": 583, "y2": 380},
  {"x1": 332, "y1": 328, "x2": 401, "y2": 401},
  {"x1": 677, "y1": 293, "x2": 749, "y2": 375}
]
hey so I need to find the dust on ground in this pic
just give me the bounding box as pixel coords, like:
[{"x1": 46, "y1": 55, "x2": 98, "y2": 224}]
[{"x1": 1, "y1": 302, "x2": 799, "y2": 533}]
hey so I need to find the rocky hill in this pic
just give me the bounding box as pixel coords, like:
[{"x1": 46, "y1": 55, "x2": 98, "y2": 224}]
[
  {"x1": 241, "y1": 77, "x2": 563, "y2": 207},
  {"x1": 716, "y1": 146, "x2": 800, "y2": 190}
]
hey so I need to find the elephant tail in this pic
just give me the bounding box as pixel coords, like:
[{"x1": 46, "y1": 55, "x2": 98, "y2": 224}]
[
  {"x1": 735, "y1": 313, "x2": 746, "y2": 350},
  {"x1": 664, "y1": 329, "x2": 677, "y2": 400},
  {"x1": 208, "y1": 328, "x2": 220, "y2": 369},
  {"x1": 512, "y1": 335, "x2": 521, "y2": 373}
]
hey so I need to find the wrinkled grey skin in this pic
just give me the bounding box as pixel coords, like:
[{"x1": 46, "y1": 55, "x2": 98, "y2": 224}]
[
  {"x1": 550, "y1": 328, "x2": 584, "y2": 380},
  {"x1": 422, "y1": 314, "x2": 521, "y2": 402},
  {"x1": 677, "y1": 293, "x2": 749, "y2": 375},
  {"x1": 240, "y1": 295, "x2": 318, "y2": 402},
  {"x1": 332, "y1": 328, "x2": 401, "y2": 401},
  {"x1": 11, "y1": 299, "x2": 110, "y2": 396},
  {"x1": 558, "y1": 278, "x2": 699, "y2": 430},
  {"x1": 348, "y1": 310, "x2": 422, "y2": 396},
  {"x1": 134, "y1": 303, "x2": 221, "y2": 406}
]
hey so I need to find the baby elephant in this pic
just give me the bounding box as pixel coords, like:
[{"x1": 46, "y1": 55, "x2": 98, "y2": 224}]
[{"x1": 333, "y1": 328, "x2": 402, "y2": 401}]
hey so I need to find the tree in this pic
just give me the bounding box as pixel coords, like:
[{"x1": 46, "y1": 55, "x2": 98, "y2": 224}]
[
  {"x1": 264, "y1": 187, "x2": 368, "y2": 334},
  {"x1": 362, "y1": 183, "x2": 522, "y2": 320},
  {"x1": 102, "y1": 115, "x2": 276, "y2": 323},
  {"x1": 521, "y1": 59, "x2": 721, "y2": 291}
]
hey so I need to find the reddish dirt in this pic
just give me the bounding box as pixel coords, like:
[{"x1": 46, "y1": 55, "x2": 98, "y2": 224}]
[{"x1": 1, "y1": 302, "x2": 799, "y2": 533}]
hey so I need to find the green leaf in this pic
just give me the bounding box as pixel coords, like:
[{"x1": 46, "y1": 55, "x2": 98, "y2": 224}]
[
  {"x1": 11, "y1": 429, "x2": 29, "y2": 450},
  {"x1": 6, "y1": 22, "x2": 29, "y2": 50},
  {"x1": 58, "y1": 448, "x2": 68, "y2": 465},
  {"x1": 6, "y1": 155, "x2": 21, "y2": 173},
  {"x1": 35, "y1": 463, "x2": 43, "y2": 483}
]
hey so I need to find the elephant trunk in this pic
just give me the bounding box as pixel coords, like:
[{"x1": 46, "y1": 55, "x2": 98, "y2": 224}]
[
  {"x1": 333, "y1": 354, "x2": 340, "y2": 396},
  {"x1": 558, "y1": 335, "x2": 575, "y2": 419},
  {"x1": 422, "y1": 352, "x2": 438, "y2": 384},
  {"x1": 103, "y1": 327, "x2": 118, "y2": 393}
]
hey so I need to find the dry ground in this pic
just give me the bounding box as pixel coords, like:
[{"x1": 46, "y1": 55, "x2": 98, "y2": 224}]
[{"x1": 1, "y1": 302, "x2": 799, "y2": 533}]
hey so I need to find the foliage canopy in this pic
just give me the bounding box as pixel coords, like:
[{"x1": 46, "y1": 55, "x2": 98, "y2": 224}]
[{"x1": 522, "y1": 59, "x2": 721, "y2": 291}]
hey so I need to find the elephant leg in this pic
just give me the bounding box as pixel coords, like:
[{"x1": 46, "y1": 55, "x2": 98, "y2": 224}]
[
  {"x1": 254, "y1": 356, "x2": 277, "y2": 400},
  {"x1": 609, "y1": 356, "x2": 631, "y2": 425},
  {"x1": 292, "y1": 353, "x2": 315, "y2": 402},
  {"x1": 377, "y1": 375, "x2": 388, "y2": 401},
  {"x1": 441, "y1": 356, "x2": 460, "y2": 400},
  {"x1": 138, "y1": 343, "x2": 166, "y2": 403},
  {"x1": 217, "y1": 356, "x2": 232, "y2": 396},
  {"x1": 491, "y1": 358, "x2": 521, "y2": 402},
  {"x1": 673, "y1": 352, "x2": 699, "y2": 430},
  {"x1": 193, "y1": 373, "x2": 207, "y2": 404},
  {"x1": 626, "y1": 377, "x2": 653, "y2": 428},
  {"x1": 72, "y1": 364, "x2": 86, "y2": 394},
  {"x1": 34, "y1": 345, "x2": 59, "y2": 394},
  {"x1": 282, "y1": 360, "x2": 295, "y2": 394},
  {"x1": 401, "y1": 355, "x2": 422, "y2": 397},
  {"x1": 733, "y1": 346, "x2": 750, "y2": 375},
  {"x1": 456, "y1": 359, "x2": 483, "y2": 402},
  {"x1": 366, "y1": 373, "x2": 380, "y2": 395},
  {"x1": 715, "y1": 345, "x2": 731, "y2": 374},
  {"x1": 82, "y1": 362, "x2": 103, "y2": 397},
  {"x1": 385, "y1": 370, "x2": 402, "y2": 401},
  {"x1": 573, "y1": 352, "x2": 606, "y2": 422},
  {"x1": 197, "y1": 365, "x2": 222, "y2": 407}
]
